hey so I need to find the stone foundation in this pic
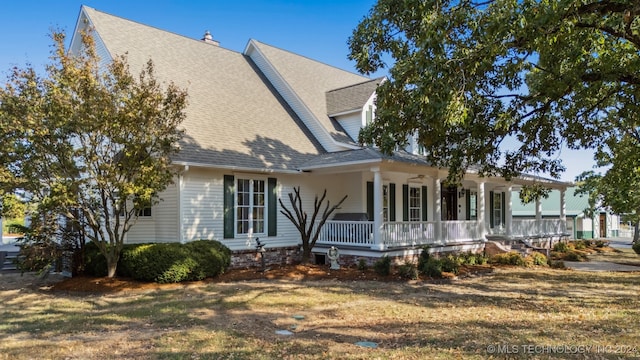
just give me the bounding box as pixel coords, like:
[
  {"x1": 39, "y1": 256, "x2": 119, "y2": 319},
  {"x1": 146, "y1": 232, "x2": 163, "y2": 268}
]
[
  {"x1": 230, "y1": 246, "x2": 301, "y2": 269},
  {"x1": 327, "y1": 253, "x2": 422, "y2": 268}
]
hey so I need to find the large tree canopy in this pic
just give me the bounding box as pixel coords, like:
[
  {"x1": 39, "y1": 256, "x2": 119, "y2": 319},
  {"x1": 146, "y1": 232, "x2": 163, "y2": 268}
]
[
  {"x1": 349, "y1": 0, "x2": 640, "y2": 183},
  {"x1": 0, "y1": 31, "x2": 188, "y2": 277}
]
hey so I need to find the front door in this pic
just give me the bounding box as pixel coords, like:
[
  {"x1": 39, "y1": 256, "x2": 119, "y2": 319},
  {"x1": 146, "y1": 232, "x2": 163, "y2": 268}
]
[
  {"x1": 441, "y1": 186, "x2": 458, "y2": 220},
  {"x1": 599, "y1": 213, "x2": 606, "y2": 238}
]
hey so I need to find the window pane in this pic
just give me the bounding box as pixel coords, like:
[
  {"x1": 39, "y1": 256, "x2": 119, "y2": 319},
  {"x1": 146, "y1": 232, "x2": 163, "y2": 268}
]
[
  {"x1": 382, "y1": 185, "x2": 389, "y2": 222},
  {"x1": 253, "y1": 219, "x2": 264, "y2": 233},
  {"x1": 409, "y1": 187, "x2": 421, "y2": 222},
  {"x1": 254, "y1": 180, "x2": 264, "y2": 192},
  {"x1": 470, "y1": 192, "x2": 477, "y2": 219}
]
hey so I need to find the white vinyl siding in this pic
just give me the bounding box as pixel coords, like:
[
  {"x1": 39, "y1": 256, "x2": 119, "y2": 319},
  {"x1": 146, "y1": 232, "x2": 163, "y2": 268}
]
[{"x1": 334, "y1": 112, "x2": 363, "y2": 143}]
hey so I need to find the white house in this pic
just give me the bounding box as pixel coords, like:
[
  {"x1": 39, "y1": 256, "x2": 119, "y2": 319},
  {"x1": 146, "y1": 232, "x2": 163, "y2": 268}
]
[{"x1": 70, "y1": 6, "x2": 572, "y2": 266}]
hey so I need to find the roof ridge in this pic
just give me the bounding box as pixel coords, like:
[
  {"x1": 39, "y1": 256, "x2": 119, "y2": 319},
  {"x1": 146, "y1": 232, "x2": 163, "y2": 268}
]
[
  {"x1": 249, "y1": 39, "x2": 370, "y2": 80},
  {"x1": 326, "y1": 77, "x2": 384, "y2": 94},
  {"x1": 83, "y1": 5, "x2": 243, "y2": 57}
]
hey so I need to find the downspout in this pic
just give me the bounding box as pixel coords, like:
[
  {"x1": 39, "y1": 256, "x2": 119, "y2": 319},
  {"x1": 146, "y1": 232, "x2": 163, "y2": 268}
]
[{"x1": 179, "y1": 165, "x2": 189, "y2": 244}]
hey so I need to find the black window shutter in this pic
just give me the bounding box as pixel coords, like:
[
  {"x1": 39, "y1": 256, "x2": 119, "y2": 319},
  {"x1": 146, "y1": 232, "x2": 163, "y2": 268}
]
[
  {"x1": 465, "y1": 189, "x2": 471, "y2": 220},
  {"x1": 268, "y1": 178, "x2": 277, "y2": 236},
  {"x1": 489, "y1": 191, "x2": 494, "y2": 228},
  {"x1": 389, "y1": 183, "x2": 396, "y2": 221},
  {"x1": 402, "y1": 184, "x2": 409, "y2": 221},
  {"x1": 501, "y1": 191, "x2": 506, "y2": 227},
  {"x1": 223, "y1": 175, "x2": 235, "y2": 238},
  {"x1": 366, "y1": 181, "x2": 373, "y2": 221},
  {"x1": 421, "y1": 186, "x2": 428, "y2": 221}
]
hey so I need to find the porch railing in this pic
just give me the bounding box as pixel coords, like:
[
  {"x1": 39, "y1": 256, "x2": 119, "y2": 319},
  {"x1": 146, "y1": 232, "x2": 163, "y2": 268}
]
[
  {"x1": 511, "y1": 219, "x2": 567, "y2": 236},
  {"x1": 380, "y1": 221, "x2": 435, "y2": 247},
  {"x1": 317, "y1": 220, "x2": 480, "y2": 248},
  {"x1": 316, "y1": 220, "x2": 375, "y2": 247},
  {"x1": 441, "y1": 220, "x2": 480, "y2": 243},
  {"x1": 317, "y1": 218, "x2": 568, "y2": 249}
]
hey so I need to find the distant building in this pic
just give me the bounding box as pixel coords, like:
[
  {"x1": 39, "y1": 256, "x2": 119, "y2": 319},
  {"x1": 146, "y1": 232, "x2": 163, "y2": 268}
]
[{"x1": 512, "y1": 187, "x2": 619, "y2": 239}]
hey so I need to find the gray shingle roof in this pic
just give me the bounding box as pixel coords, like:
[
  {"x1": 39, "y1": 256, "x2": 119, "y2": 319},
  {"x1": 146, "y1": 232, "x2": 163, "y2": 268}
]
[
  {"x1": 81, "y1": 6, "x2": 324, "y2": 171},
  {"x1": 250, "y1": 40, "x2": 371, "y2": 146},
  {"x1": 326, "y1": 78, "x2": 383, "y2": 116},
  {"x1": 299, "y1": 148, "x2": 432, "y2": 170}
]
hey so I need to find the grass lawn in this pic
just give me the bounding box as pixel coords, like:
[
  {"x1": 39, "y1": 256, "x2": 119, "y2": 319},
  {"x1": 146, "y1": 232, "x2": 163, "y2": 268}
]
[{"x1": 1, "y1": 261, "x2": 639, "y2": 359}]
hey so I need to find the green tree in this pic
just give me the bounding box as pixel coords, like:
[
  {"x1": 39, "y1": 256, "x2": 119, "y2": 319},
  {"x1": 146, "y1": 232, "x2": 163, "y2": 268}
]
[
  {"x1": 0, "y1": 31, "x2": 187, "y2": 277},
  {"x1": 348, "y1": 0, "x2": 640, "y2": 183},
  {"x1": 1, "y1": 193, "x2": 26, "y2": 221}
]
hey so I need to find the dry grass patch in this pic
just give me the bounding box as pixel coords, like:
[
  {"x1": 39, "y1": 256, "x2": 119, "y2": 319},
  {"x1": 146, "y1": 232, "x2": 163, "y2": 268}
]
[
  {"x1": 1, "y1": 267, "x2": 639, "y2": 359},
  {"x1": 588, "y1": 248, "x2": 640, "y2": 266}
]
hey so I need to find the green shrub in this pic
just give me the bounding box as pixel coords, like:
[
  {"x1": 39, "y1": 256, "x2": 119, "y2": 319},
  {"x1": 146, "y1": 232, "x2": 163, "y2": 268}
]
[
  {"x1": 397, "y1": 262, "x2": 419, "y2": 280},
  {"x1": 419, "y1": 257, "x2": 442, "y2": 277},
  {"x1": 417, "y1": 246, "x2": 432, "y2": 269},
  {"x1": 185, "y1": 240, "x2": 232, "y2": 280},
  {"x1": 633, "y1": 241, "x2": 640, "y2": 255},
  {"x1": 550, "y1": 260, "x2": 566, "y2": 269},
  {"x1": 562, "y1": 251, "x2": 586, "y2": 262},
  {"x1": 475, "y1": 253, "x2": 489, "y2": 265},
  {"x1": 594, "y1": 240, "x2": 608, "y2": 248},
  {"x1": 462, "y1": 252, "x2": 477, "y2": 265},
  {"x1": 441, "y1": 255, "x2": 460, "y2": 275},
  {"x1": 490, "y1": 251, "x2": 526, "y2": 266},
  {"x1": 84, "y1": 240, "x2": 231, "y2": 283},
  {"x1": 373, "y1": 256, "x2": 391, "y2": 276},
  {"x1": 357, "y1": 258, "x2": 368, "y2": 271},
  {"x1": 553, "y1": 242, "x2": 569, "y2": 252},
  {"x1": 525, "y1": 252, "x2": 548, "y2": 267},
  {"x1": 460, "y1": 252, "x2": 488, "y2": 266},
  {"x1": 573, "y1": 240, "x2": 587, "y2": 250},
  {"x1": 82, "y1": 241, "x2": 109, "y2": 277}
]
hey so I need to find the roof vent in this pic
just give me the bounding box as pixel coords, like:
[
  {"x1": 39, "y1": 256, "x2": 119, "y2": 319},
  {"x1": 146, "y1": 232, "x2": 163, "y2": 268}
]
[{"x1": 201, "y1": 30, "x2": 220, "y2": 46}]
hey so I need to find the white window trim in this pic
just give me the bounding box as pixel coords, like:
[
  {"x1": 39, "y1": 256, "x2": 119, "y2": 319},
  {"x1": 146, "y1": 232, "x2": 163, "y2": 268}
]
[{"x1": 235, "y1": 177, "x2": 268, "y2": 237}]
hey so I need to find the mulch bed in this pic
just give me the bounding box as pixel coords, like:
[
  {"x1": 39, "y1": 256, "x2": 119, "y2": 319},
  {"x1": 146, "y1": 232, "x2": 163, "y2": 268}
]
[{"x1": 50, "y1": 263, "x2": 495, "y2": 294}]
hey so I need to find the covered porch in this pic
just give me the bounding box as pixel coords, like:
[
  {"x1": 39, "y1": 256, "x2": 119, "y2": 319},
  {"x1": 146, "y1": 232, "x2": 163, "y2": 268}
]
[{"x1": 300, "y1": 150, "x2": 571, "y2": 252}]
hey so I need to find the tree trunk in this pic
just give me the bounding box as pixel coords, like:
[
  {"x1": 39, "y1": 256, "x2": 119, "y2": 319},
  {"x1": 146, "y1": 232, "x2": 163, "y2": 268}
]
[
  {"x1": 301, "y1": 243, "x2": 311, "y2": 264},
  {"x1": 634, "y1": 222, "x2": 639, "y2": 244},
  {"x1": 106, "y1": 255, "x2": 118, "y2": 278}
]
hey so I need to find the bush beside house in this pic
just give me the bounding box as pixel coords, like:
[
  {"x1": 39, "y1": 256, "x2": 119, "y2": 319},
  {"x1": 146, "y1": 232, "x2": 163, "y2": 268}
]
[{"x1": 84, "y1": 240, "x2": 231, "y2": 283}]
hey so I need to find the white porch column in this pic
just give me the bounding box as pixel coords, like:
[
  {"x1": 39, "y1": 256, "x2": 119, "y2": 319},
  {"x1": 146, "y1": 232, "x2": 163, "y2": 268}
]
[
  {"x1": 433, "y1": 176, "x2": 442, "y2": 242},
  {"x1": 372, "y1": 167, "x2": 384, "y2": 250},
  {"x1": 536, "y1": 197, "x2": 542, "y2": 235},
  {"x1": 478, "y1": 180, "x2": 486, "y2": 240},
  {"x1": 560, "y1": 188, "x2": 567, "y2": 233},
  {"x1": 505, "y1": 185, "x2": 513, "y2": 237}
]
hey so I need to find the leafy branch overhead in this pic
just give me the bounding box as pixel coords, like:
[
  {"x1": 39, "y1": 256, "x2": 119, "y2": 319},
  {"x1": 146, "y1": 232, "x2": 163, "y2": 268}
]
[
  {"x1": 349, "y1": 0, "x2": 640, "y2": 183},
  {"x1": 279, "y1": 187, "x2": 347, "y2": 263}
]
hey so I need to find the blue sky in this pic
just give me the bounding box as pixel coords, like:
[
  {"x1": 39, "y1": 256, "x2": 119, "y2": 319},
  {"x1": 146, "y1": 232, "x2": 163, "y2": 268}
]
[
  {"x1": 0, "y1": 0, "x2": 600, "y2": 182},
  {"x1": 0, "y1": 1, "x2": 379, "y2": 76}
]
